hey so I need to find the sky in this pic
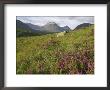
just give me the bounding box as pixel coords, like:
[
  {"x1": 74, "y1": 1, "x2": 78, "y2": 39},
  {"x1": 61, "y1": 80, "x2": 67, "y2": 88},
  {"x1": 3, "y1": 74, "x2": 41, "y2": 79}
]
[{"x1": 17, "y1": 16, "x2": 94, "y2": 29}]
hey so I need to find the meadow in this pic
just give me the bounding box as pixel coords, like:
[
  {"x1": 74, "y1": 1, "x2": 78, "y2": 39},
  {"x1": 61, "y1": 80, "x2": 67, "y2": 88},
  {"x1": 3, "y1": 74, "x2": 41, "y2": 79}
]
[{"x1": 16, "y1": 26, "x2": 94, "y2": 74}]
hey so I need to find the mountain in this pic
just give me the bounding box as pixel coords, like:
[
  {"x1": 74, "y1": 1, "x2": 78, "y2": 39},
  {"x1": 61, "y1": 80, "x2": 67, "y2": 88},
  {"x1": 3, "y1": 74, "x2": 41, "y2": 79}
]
[
  {"x1": 16, "y1": 20, "x2": 47, "y2": 37},
  {"x1": 41, "y1": 22, "x2": 69, "y2": 32},
  {"x1": 74, "y1": 23, "x2": 93, "y2": 30},
  {"x1": 16, "y1": 20, "x2": 71, "y2": 33},
  {"x1": 26, "y1": 23, "x2": 41, "y2": 31},
  {"x1": 16, "y1": 20, "x2": 32, "y2": 31},
  {"x1": 62, "y1": 26, "x2": 70, "y2": 31}
]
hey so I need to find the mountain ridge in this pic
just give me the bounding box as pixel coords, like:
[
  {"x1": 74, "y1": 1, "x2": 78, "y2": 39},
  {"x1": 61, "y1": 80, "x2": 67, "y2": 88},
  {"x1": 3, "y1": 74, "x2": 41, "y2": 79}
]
[
  {"x1": 74, "y1": 23, "x2": 93, "y2": 30},
  {"x1": 16, "y1": 20, "x2": 71, "y2": 33}
]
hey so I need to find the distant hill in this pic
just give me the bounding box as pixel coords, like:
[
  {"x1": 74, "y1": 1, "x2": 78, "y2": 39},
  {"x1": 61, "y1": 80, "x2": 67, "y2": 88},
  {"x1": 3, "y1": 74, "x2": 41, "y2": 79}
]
[{"x1": 74, "y1": 23, "x2": 93, "y2": 30}]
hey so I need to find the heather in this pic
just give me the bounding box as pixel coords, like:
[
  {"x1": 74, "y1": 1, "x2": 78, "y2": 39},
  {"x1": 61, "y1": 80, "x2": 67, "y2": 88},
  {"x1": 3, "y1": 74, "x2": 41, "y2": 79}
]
[{"x1": 16, "y1": 26, "x2": 94, "y2": 74}]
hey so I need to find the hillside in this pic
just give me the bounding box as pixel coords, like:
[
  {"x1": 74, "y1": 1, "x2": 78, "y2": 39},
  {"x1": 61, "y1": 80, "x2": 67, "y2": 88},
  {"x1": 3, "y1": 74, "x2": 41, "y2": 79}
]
[
  {"x1": 16, "y1": 25, "x2": 94, "y2": 74},
  {"x1": 74, "y1": 23, "x2": 93, "y2": 30}
]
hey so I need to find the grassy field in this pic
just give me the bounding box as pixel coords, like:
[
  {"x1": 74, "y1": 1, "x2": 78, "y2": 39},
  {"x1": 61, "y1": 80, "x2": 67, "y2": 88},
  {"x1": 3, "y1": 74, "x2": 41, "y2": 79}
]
[{"x1": 16, "y1": 26, "x2": 94, "y2": 74}]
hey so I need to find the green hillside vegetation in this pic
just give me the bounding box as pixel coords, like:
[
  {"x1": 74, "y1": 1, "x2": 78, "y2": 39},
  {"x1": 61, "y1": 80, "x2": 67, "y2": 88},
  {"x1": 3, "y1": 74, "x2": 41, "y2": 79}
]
[
  {"x1": 16, "y1": 29, "x2": 36, "y2": 37},
  {"x1": 16, "y1": 25, "x2": 94, "y2": 74},
  {"x1": 16, "y1": 28, "x2": 56, "y2": 37}
]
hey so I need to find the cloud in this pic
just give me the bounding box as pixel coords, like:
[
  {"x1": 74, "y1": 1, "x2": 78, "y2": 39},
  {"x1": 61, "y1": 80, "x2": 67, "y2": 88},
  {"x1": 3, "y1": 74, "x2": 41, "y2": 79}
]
[{"x1": 16, "y1": 16, "x2": 94, "y2": 29}]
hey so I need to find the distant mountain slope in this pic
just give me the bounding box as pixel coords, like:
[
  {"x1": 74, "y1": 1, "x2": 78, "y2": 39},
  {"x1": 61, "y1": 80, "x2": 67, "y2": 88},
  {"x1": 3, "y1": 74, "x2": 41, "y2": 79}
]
[
  {"x1": 41, "y1": 22, "x2": 70, "y2": 32},
  {"x1": 16, "y1": 20, "x2": 71, "y2": 33},
  {"x1": 26, "y1": 23, "x2": 41, "y2": 31},
  {"x1": 16, "y1": 20, "x2": 47, "y2": 37},
  {"x1": 74, "y1": 23, "x2": 93, "y2": 30},
  {"x1": 16, "y1": 20, "x2": 32, "y2": 31}
]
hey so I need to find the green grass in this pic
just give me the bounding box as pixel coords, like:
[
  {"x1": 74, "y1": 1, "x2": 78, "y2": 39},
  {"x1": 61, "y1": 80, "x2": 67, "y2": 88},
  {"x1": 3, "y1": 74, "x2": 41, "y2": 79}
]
[{"x1": 16, "y1": 26, "x2": 94, "y2": 74}]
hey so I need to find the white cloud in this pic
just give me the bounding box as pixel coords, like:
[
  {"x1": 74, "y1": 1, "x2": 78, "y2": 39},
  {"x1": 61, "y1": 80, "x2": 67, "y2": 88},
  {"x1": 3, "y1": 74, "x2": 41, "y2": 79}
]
[{"x1": 16, "y1": 16, "x2": 94, "y2": 29}]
